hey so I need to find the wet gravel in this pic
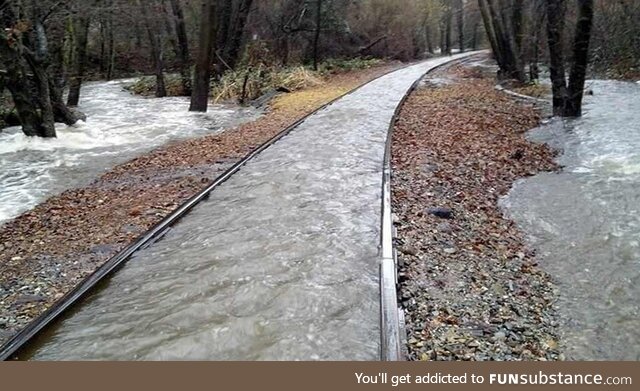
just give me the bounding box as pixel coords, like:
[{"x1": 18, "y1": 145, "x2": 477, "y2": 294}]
[{"x1": 392, "y1": 64, "x2": 562, "y2": 361}]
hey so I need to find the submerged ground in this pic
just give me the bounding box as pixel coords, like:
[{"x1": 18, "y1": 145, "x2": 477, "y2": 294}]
[
  {"x1": 15, "y1": 54, "x2": 476, "y2": 360},
  {"x1": 0, "y1": 63, "x2": 401, "y2": 346},
  {"x1": 1, "y1": 54, "x2": 636, "y2": 361}
]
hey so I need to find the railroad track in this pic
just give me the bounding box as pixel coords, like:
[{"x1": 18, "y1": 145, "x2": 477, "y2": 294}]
[{"x1": 1, "y1": 51, "x2": 486, "y2": 361}]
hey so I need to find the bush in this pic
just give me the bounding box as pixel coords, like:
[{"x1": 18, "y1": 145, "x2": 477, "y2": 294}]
[
  {"x1": 211, "y1": 65, "x2": 323, "y2": 103},
  {"x1": 125, "y1": 74, "x2": 185, "y2": 97},
  {"x1": 125, "y1": 57, "x2": 385, "y2": 103},
  {"x1": 316, "y1": 57, "x2": 383, "y2": 75}
]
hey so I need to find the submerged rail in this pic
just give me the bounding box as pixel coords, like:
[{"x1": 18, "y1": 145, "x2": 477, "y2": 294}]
[
  {"x1": 0, "y1": 62, "x2": 413, "y2": 361},
  {"x1": 1, "y1": 52, "x2": 484, "y2": 361}
]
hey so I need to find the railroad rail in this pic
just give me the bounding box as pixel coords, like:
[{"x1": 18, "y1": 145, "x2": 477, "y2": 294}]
[
  {"x1": 380, "y1": 52, "x2": 486, "y2": 360},
  {"x1": 1, "y1": 52, "x2": 485, "y2": 361}
]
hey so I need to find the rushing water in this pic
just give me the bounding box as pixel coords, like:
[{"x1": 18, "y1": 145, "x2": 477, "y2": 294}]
[
  {"x1": 502, "y1": 80, "x2": 640, "y2": 360},
  {"x1": 24, "y1": 54, "x2": 478, "y2": 361},
  {"x1": 0, "y1": 79, "x2": 261, "y2": 225}
]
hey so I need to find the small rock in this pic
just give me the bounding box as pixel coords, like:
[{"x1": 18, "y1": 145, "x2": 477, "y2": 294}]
[
  {"x1": 494, "y1": 331, "x2": 507, "y2": 340},
  {"x1": 545, "y1": 338, "x2": 559, "y2": 349},
  {"x1": 398, "y1": 246, "x2": 419, "y2": 256},
  {"x1": 427, "y1": 207, "x2": 454, "y2": 219},
  {"x1": 14, "y1": 294, "x2": 46, "y2": 305},
  {"x1": 437, "y1": 222, "x2": 453, "y2": 233},
  {"x1": 0, "y1": 330, "x2": 15, "y2": 340},
  {"x1": 510, "y1": 150, "x2": 524, "y2": 160},
  {"x1": 90, "y1": 244, "x2": 117, "y2": 255}
]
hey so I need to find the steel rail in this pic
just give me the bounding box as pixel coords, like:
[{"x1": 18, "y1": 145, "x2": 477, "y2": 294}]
[
  {"x1": 0, "y1": 60, "x2": 421, "y2": 361},
  {"x1": 1, "y1": 52, "x2": 485, "y2": 361},
  {"x1": 379, "y1": 52, "x2": 487, "y2": 361}
]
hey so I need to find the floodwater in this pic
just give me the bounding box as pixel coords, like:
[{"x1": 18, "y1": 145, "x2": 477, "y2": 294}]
[
  {"x1": 25, "y1": 53, "x2": 478, "y2": 361},
  {"x1": 0, "y1": 80, "x2": 261, "y2": 225},
  {"x1": 502, "y1": 80, "x2": 640, "y2": 360}
]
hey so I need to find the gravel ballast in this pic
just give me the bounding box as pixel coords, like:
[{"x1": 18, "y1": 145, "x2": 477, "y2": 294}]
[{"x1": 391, "y1": 63, "x2": 562, "y2": 361}]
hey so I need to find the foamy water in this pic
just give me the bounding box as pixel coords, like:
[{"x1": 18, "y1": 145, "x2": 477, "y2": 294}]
[
  {"x1": 503, "y1": 80, "x2": 640, "y2": 360},
  {"x1": 0, "y1": 79, "x2": 261, "y2": 224}
]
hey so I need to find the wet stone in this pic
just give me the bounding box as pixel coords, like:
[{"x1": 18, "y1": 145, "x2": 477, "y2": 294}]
[
  {"x1": 437, "y1": 222, "x2": 454, "y2": 233},
  {"x1": 14, "y1": 294, "x2": 46, "y2": 305},
  {"x1": 427, "y1": 207, "x2": 454, "y2": 219}
]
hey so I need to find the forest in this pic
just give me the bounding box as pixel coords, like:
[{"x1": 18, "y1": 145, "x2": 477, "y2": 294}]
[
  {"x1": 1, "y1": 0, "x2": 640, "y2": 365},
  {"x1": 1, "y1": 0, "x2": 638, "y2": 137}
]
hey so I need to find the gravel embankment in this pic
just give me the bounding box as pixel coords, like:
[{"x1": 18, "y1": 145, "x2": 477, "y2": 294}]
[
  {"x1": 392, "y1": 63, "x2": 562, "y2": 361},
  {"x1": 0, "y1": 63, "x2": 401, "y2": 345}
]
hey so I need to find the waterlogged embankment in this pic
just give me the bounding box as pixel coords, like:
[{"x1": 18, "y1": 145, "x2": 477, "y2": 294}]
[
  {"x1": 503, "y1": 80, "x2": 640, "y2": 360},
  {"x1": 21, "y1": 54, "x2": 477, "y2": 360},
  {"x1": 0, "y1": 64, "x2": 401, "y2": 347},
  {"x1": 392, "y1": 63, "x2": 561, "y2": 361},
  {"x1": 0, "y1": 80, "x2": 260, "y2": 225}
]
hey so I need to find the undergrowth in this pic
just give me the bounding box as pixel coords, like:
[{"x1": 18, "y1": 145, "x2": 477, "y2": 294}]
[{"x1": 126, "y1": 57, "x2": 383, "y2": 103}]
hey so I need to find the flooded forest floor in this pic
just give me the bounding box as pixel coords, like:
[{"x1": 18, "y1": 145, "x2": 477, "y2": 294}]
[
  {"x1": 392, "y1": 63, "x2": 562, "y2": 361},
  {"x1": 0, "y1": 63, "x2": 401, "y2": 345}
]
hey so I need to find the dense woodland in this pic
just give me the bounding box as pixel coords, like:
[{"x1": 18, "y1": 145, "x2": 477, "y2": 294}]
[{"x1": 1, "y1": 0, "x2": 638, "y2": 137}]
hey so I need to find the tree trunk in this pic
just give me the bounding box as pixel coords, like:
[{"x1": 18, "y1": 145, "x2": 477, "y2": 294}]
[
  {"x1": 139, "y1": 0, "x2": 167, "y2": 98},
  {"x1": 471, "y1": 20, "x2": 479, "y2": 50},
  {"x1": 456, "y1": 0, "x2": 464, "y2": 52},
  {"x1": 190, "y1": 0, "x2": 217, "y2": 112},
  {"x1": 313, "y1": 0, "x2": 323, "y2": 70},
  {"x1": 0, "y1": 53, "x2": 51, "y2": 137},
  {"x1": 214, "y1": 0, "x2": 233, "y2": 77},
  {"x1": 546, "y1": 0, "x2": 594, "y2": 117},
  {"x1": 566, "y1": 0, "x2": 594, "y2": 117},
  {"x1": 511, "y1": 0, "x2": 524, "y2": 55},
  {"x1": 105, "y1": 16, "x2": 115, "y2": 80},
  {"x1": 445, "y1": 6, "x2": 453, "y2": 55},
  {"x1": 67, "y1": 15, "x2": 91, "y2": 106},
  {"x1": 439, "y1": 22, "x2": 446, "y2": 52},
  {"x1": 546, "y1": 0, "x2": 569, "y2": 115},
  {"x1": 99, "y1": 19, "x2": 106, "y2": 75},
  {"x1": 100, "y1": 0, "x2": 116, "y2": 80},
  {"x1": 223, "y1": 0, "x2": 254, "y2": 70},
  {"x1": 482, "y1": 0, "x2": 525, "y2": 82},
  {"x1": 425, "y1": 24, "x2": 434, "y2": 54},
  {"x1": 478, "y1": 0, "x2": 501, "y2": 63},
  {"x1": 169, "y1": 0, "x2": 192, "y2": 95}
]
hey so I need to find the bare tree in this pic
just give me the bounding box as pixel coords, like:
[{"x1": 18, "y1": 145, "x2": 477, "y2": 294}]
[
  {"x1": 478, "y1": 0, "x2": 525, "y2": 82},
  {"x1": 312, "y1": 0, "x2": 323, "y2": 70},
  {"x1": 168, "y1": 0, "x2": 191, "y2": 95},
  {"x1": 190, "y1": 0, "x2": 217, "y2": 112},
  {"x1": 67, "y1": 9, "x2": 91, "y2": 106},
  {"x1": 455, "y1": 0, "x2": 464, "y2": 52},
  {"x1": 0, "y1": 0, "x2": 82, "y2": 137},
  {"x1": 138, "y1": 0, "x2": 167, "y2": 97},
  {"x1": 546, "y1": 0, "x2": 594, "y2": 117}
]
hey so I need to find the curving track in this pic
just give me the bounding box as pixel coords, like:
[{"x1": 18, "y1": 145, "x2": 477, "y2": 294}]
[{"x1": 3, "y1": 52, "x2": 481, "y2": 361}]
